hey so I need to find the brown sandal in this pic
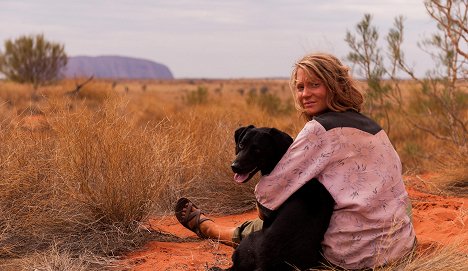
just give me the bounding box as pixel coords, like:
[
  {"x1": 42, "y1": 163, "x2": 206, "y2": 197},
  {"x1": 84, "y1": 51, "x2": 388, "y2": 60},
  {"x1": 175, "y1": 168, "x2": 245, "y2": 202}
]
[{"x1": 174, "y1": 197, "x2": 212, "y2": 238}]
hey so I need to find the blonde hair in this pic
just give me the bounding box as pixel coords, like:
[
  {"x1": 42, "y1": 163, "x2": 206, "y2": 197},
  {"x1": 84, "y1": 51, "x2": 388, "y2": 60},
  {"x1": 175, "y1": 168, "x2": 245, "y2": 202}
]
[{"x1": 290, "y1": 53, "x2": 364, "y2": 120}]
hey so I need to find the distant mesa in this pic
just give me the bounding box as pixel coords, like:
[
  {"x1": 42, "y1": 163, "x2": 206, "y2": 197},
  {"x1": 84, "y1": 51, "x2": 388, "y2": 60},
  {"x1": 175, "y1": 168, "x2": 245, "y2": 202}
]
[{"x1": 63, "y1": 55, "x2": 174, "y2": 79}]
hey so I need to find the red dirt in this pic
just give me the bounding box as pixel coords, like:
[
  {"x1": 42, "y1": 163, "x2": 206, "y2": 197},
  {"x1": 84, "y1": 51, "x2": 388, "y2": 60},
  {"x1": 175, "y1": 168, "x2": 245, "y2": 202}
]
[{"x1": 125, "y1": 177, "x2": 468, "y2": 271}]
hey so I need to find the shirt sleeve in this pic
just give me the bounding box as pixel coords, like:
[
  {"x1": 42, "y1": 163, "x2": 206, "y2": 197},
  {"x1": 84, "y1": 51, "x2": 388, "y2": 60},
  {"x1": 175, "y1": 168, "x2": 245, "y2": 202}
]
[{"x1": 255, "y1": 120, "x2": 334, "y2": 211}]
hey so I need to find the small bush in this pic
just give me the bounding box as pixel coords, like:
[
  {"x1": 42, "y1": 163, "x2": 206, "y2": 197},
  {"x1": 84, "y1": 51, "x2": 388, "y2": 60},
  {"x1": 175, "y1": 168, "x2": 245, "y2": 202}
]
[
  {"x1": 185, "y1": 86, "x2": 209, "y2": 105},
  {"x1": 247, "y1": 90, "x2": 294, "y2": 116}
]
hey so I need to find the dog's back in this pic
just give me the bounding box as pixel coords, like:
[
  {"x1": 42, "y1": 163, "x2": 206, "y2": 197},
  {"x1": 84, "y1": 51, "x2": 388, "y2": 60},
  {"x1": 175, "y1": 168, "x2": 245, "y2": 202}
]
[{"x1": 232, "y1": 180, "x2": 334, "y2": 271}]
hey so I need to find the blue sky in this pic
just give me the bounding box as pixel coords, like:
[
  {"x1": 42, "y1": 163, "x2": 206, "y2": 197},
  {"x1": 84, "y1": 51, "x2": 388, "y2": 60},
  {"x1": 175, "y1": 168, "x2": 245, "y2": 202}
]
[{"x1": 0, "y1": 0, "x2": 438, "y2": 78}]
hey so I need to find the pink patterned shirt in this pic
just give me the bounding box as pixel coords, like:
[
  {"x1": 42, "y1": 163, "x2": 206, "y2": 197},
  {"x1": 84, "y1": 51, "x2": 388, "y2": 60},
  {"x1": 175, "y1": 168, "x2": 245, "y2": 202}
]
[{"x1": 255, "y1": 111, "x2": 416, "y2": 269}]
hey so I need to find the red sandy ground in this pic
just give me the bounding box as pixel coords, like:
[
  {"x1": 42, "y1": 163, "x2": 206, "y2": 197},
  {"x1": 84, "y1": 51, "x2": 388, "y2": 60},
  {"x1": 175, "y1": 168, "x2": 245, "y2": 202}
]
[{"x1": 125, "y1": 177, "x2": 468, "y2": 271}]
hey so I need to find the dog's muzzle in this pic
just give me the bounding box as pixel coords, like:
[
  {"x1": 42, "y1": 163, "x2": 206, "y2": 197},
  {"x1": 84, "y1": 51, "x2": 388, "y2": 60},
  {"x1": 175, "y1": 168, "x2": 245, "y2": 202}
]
[{"x1": 231, "y1": 162, "x2": 259, "y2": 183}]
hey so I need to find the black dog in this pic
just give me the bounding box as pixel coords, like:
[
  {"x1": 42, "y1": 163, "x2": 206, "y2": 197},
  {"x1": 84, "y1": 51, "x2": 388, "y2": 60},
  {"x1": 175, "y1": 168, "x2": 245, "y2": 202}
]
[{"x1": 212, "y1": 125, "x2": 334, "y2": 271}]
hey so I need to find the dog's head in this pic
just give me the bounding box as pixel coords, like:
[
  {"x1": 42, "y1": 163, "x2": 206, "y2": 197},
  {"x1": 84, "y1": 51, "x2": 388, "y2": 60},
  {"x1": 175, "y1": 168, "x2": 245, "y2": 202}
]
[{"x1": 231, "y1": 125, "x2": 293, "y2": 183}]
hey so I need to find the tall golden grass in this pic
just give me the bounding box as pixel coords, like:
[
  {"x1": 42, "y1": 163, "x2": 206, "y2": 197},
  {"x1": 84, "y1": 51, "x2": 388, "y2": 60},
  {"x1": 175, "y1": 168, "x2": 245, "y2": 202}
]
[{"x1": 0, "y1": 79, "x2": 466, "y2": 270}]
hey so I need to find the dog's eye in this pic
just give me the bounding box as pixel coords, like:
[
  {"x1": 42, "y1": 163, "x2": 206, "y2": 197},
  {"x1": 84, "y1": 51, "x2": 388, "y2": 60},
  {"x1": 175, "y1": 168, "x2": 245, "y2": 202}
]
[{"x1": 238, "y1": 143, "x2": 244, "y2": 149}]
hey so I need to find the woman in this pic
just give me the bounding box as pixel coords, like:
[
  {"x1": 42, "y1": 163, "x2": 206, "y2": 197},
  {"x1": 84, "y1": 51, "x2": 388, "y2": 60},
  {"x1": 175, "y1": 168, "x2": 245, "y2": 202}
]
[{"x1": 175, "y1": 52, "x2": 416, "y2": 269}]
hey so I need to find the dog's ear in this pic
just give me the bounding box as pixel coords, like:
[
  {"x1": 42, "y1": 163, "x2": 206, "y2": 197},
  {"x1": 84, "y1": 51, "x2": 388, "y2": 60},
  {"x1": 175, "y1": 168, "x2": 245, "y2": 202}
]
[
  {"x1": 234, "y1": 125, "x2": 255, "y2": 145},
  {"x1": 268, "y1": 128, "x2": 293, "y2": 155}
]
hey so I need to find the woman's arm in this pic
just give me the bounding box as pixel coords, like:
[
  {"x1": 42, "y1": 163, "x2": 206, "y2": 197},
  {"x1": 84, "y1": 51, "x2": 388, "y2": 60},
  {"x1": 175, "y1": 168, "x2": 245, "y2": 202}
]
[{"x1": 255, "y1": 120, "x2": 334, "y2": 212}]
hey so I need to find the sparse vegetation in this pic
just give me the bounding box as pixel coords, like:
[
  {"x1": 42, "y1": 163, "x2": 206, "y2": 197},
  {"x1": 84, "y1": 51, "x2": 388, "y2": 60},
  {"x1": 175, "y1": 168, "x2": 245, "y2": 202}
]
[{"x1": 0, "y1": 77, "x2": 466, "y2": 269}]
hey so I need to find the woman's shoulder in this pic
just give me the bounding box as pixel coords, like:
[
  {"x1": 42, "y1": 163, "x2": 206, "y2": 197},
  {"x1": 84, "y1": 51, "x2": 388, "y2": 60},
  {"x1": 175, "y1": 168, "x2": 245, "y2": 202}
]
[{"x1": 312, "y1": 110, "x2": 382, "y2": 135}]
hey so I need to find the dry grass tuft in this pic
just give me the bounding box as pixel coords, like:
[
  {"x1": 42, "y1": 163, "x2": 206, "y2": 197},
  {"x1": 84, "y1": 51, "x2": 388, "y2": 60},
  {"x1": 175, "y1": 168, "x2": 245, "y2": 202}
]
[
  {"x1": 398, "y1": 243, "x2": 468, "y2": 271},
  {"x1": 310, "y1": 242, "x2": 468, "y2": 271},
  {"x1": 52, "y1": 100, "x2": 164, "y2": 225},
  {"x1": 0, "y1": 244, "x2": 116, "y2": 271},
  {"x1": 431, "y1": 147, "x2": 468, "y2": 196}
]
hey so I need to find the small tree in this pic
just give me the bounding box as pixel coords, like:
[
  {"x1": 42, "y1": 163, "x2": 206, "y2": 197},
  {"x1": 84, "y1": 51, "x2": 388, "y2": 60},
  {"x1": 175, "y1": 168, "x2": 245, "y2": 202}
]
[
  {"x1": 345, "y1": 14, "x2": 392, "y2": 133},
  {"x1": 0, "y1": 34, "x2": 67, "y2": 91},
  {"x1": 347, "y1": 1, "x2": 467, "y2": 147},
  {"x1": 386, "y1": 0, "x2": 467, "y2": 147}
]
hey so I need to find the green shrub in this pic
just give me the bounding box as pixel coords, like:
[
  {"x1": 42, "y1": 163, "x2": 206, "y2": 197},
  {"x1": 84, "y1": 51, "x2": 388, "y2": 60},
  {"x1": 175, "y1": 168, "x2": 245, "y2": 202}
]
[
  {"x1": 247, "y1": 91, "x2": 293, "y2": 116},
  {"x1": 185, "y1": 86, "x2": 209, "y2": 105}
]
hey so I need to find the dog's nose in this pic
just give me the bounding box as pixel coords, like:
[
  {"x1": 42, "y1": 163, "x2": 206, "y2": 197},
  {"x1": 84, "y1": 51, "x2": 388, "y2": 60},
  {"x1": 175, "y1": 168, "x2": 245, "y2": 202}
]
[{"x1": 231, "y1": 162, "x2": 241, "y2": 173}]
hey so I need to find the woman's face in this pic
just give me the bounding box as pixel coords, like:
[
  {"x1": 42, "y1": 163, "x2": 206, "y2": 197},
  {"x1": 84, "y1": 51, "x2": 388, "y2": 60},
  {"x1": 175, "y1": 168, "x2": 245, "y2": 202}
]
[{"x1": 295, "y1": 68, "x2": 329, "y2": 117}]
